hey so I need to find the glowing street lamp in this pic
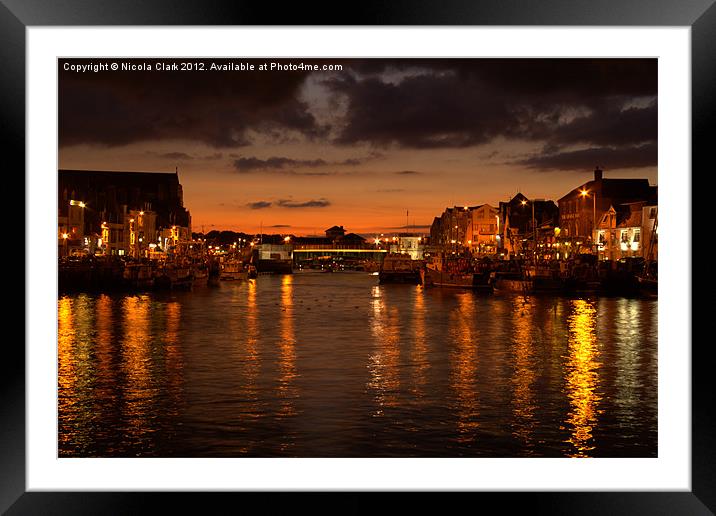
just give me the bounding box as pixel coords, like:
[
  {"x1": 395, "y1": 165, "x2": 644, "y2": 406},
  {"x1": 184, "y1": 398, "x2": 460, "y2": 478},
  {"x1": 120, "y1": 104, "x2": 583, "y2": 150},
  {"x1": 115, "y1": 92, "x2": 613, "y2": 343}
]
[{"x1": 580, "y1": 188, "x2": 597, "y2": 245}]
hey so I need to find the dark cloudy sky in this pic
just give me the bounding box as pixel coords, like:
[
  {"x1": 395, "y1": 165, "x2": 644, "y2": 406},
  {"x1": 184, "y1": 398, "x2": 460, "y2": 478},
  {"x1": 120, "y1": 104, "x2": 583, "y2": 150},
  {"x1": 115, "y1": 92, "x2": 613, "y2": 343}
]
[{"x1": 58, "y1": 58, "x2": 657, "y2": 235}]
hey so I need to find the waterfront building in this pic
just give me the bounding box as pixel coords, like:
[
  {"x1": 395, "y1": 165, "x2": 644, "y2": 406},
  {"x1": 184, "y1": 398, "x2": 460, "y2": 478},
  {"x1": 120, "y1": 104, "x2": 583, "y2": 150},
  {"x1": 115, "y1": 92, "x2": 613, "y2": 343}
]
[
  {"x1": 557, "y1": 167, "x2": 657, "y2": 248},
  {"x1": 325, "y1": 225, "x2": 346, "y2": 240},
  {"x1": 57, "y1": 199, "x2": 86, "y2": 257},
  {"x1": 58, "y1": 169, "x2": 192, "y2": 256},
  {"x1": 594, "y1": 201, "x2": 658, "y2": 261},
  {"x1": 388, "y1": 234, "x2": 425, "y2": 260},
  {"x1": 127, "y1": 209, "x2": 157, "y2": 258},
  {"x1": 467, "y1": 204, "x2": 500, "y2": 255},
  {"x1": 430, "y1": 207, "x2": 469, "y2": 249},
  {"x1": 336, "y1": 232, "x2": 367, "y2": 245},
  {"x1": 99, "y1": 218, "x2": 127, "y2": 256},
  {"x1": 498, "y1": 193, "x2": 559, "y2": 257},
  {"x1": 430, "y1": 204, "x2": 501, "y2": 255}
]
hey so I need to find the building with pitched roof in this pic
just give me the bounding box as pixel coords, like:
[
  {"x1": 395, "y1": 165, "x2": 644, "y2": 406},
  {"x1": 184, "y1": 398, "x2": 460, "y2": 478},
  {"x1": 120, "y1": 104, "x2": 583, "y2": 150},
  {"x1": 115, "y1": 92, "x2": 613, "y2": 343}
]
[{"x1": 558, "y1": 167, "x2": 657, "y2": 246}]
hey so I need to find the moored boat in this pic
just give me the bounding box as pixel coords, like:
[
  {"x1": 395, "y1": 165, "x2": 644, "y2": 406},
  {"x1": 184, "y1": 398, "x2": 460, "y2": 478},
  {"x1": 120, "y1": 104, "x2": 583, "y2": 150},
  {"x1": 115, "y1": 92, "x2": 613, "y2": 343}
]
[
  {"x1": 421, "y1": 253, "x2": 492, "y2": 291},
  {"x1": 492, "y1": 271, "x2": 533, "y2": 294},
  {"x1": 252, "y1": 244, "x2": 293, "y2": 274},
  {"x1": 379, "y1": 253, "x2": 420, "y2": 284},
  {"x1": 220, "y1": 258, "x2": 248, "y2": 280},
  {"x1": 154, "y1": 261, "x2": 194, "y2": 290},
  {"x1": 122, "y1": 262, "x2": 155, "y2": 290}
]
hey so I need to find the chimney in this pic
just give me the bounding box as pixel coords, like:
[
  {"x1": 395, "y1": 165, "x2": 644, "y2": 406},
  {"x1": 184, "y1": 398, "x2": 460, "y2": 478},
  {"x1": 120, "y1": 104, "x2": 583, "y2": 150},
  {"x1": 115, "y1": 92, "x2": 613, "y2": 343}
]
[{"x1": 594, "y1": 166, "x2": 603, "y2": 182}]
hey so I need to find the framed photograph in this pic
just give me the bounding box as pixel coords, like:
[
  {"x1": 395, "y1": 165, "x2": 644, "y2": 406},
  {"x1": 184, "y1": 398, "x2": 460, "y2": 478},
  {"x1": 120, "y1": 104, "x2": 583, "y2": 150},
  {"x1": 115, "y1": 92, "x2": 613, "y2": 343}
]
[{"x1": 7, "y1": 0, "x2": 711, "y2": 513}]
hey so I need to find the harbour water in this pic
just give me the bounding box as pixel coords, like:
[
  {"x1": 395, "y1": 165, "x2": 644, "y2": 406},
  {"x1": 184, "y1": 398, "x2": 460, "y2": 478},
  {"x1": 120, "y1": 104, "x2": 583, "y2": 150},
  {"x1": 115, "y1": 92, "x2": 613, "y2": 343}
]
[{"x1": 58, "y1": 272, "x2": 657, "y2": 458}]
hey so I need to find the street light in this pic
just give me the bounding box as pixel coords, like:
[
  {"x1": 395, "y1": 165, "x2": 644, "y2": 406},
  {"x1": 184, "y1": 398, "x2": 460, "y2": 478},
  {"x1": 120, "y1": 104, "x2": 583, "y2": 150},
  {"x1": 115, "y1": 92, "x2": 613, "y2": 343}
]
[
  {"x1": 580, "y1": 188, "x2": 597, "y2": 248},
  {"x1": 521, "y1": 197, "x2": 544, "y2": 265}
]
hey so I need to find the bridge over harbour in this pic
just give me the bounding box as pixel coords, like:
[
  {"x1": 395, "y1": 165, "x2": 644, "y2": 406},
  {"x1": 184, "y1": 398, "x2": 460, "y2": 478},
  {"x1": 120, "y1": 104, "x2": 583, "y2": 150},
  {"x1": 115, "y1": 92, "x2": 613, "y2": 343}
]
[{"x1": 291, "y1": 244, "x2": 387, "y2": 264}]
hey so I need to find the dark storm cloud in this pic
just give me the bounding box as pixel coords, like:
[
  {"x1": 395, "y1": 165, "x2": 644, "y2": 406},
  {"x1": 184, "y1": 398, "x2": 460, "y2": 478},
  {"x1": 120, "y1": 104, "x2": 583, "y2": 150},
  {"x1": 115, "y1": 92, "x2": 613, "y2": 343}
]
[
  {"x1": 59, "y1": 58, "x2": 324, "y2": 148},
  {"x1": 517, "y1": 142, "x2": 657, "y2": 171},
  {"x1": 234, "y1": 156, "x2": 329, "y2": 171},
  {"x1": 247, "y1": 201, "x2": 272, "y2": 209},
  {"x1": 548, "y1": 101, "x2": 657, "y2": 148},
  {"x1": 324, "y1": 59, "x2": 657, "y2": 150},
  {"x1": 277, "y1": 198, "x2": 331, "y2": 208},
  {"x1": 60, "y1": 58, "x2": 657, "y2": 161},
  {"x1": 232, "y1": 154, "x2": 378, "y2": 173}
]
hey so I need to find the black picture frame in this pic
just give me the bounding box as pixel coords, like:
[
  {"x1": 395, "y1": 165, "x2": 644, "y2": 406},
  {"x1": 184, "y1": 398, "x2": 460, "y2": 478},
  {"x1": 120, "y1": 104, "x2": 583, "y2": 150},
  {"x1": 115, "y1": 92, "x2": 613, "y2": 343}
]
[{"x1": 5, "y1": 1, "x2": 711, "y2": 513}]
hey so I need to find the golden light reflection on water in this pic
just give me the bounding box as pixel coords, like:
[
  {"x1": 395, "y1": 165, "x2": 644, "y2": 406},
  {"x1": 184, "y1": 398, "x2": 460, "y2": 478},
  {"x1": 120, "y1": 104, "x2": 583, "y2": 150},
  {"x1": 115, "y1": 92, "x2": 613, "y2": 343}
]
[
  {"x1": 409, "y1": 287, "x2": 429, "y2": 398},
  {"x1": 59, "y1": 295, "x2": 100, "y2": 452},
  {"x1": 57, "y1": 297, "x2": 76, "y2": 450},
  {"x1": 120, "y1": 295, "x2": 157, "y2": 445},
  {"x1": 95, "y1": 295, "x2": 113, "y2": 382},
  {"x1": 58, "y1": 275, "x2": 657, "y2": 458},
  {"x1": 511, "y1": 297, "x2": 536, "y2": 451},
  {"x1": 164, "y1": 301, "x2": 183, "y2": 418},
  {"x1": 278, "y1": 275, "x2": 298, "y2": 419},
  {"x1": 243, "y1": 280, "x2": 261, "y2": 408},
  {"x1": 368, "y1": 286, "x2": 401, "y2": 416},
  {"x1": 563, "y1": 299, "x2": 602, "y2": 457},
  {"x1": 449, "y1": 294, "x2": 480, "y2": 442}
]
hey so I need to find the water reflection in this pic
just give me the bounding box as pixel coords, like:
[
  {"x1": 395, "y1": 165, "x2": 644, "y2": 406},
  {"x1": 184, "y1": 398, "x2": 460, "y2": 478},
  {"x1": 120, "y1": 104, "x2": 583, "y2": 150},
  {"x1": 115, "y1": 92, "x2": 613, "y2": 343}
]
[
  {"x1": 95, "y1": 295, "x2": 114, "y2": 385},
  {"x1": 613, "y1": 299, "x2": 640, "y2": 417},
  {"x1": 511, "y1": 297, "x2": 537, "y2": 452},
  {"x1": 57, "y1": 297, "x2": 76, "y2": 452},
  {"x1": 58, "y1": 274, "x2": 657, "y2": 458},
  {"x1": 563, "y1": 299, "x2": 602, "y2": 457},
  {"x1": 367, "y1": 285, "x2": 401, "y2": 416},
  {"x1": 242, "y1": 280, "x2": 261, "y2": 422},
  {"x1": 409, "y1": 287, "x2": 429, "y2": 398},
  {"x1": 163, "y1": 301, "x2": 183, "y2": 427},
  {"x1": 120, "y1": 295, "x2": 157, "y2": 449},
  {"x1": 278, "y1": 275, "x2": 298, "y2": 419},
  {"x1": 449, "y1": 293, "x2": 480, "y2": 443}
]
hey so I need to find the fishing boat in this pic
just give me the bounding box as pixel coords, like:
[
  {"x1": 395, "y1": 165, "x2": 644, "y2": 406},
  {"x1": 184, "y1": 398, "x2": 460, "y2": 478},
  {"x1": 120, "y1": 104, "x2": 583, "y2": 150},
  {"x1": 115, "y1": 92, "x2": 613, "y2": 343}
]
[
  {"x1": 421, "y1": 253, "x2": 492, "y2": 291},
  {"x1": 379, "y1": 253, "x2": 420, "y2": 284},
  {"x1": 252, "y1": 244, "x2": 293, "y2": 274},
  {"x1": 525, "y1": 264, "x2": 564, "y2": 293},
  {"x1": 220, "y1": 258, "x2": 248, "y2": 280},
  {"x1": 122, "y1": 261, "x2": 155, "y2": 290},
  {"x1": 492, "y1": 271, "x2": 532, "y2": 294},
  {"x1": 562, "y1": 255, "x2": 601, "y2": 295},
  {"x1": 154, "y1": 262, "x2": 194, "y2": 290}
]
